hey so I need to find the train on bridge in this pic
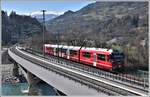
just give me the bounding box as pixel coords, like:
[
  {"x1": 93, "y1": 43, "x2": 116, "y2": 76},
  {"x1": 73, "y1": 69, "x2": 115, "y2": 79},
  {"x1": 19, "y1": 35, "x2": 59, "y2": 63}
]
[{"x1": 44, "y1": 44, "x2": 125, "y2": 71}]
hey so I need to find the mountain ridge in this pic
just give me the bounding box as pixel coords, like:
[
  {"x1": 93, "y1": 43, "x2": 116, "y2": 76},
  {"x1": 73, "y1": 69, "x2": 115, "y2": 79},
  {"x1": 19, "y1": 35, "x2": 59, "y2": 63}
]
[
  {"x1": 32, "y1": 14, "x2": 58, "y2": 22},
  {"x1": 45, "y1": 2, "x2": 148, "y2": 67}
]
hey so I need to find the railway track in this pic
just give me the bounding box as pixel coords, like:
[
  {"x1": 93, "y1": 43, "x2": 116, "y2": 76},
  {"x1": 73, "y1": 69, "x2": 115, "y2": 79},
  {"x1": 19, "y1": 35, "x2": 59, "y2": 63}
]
[
  {"x1": 24, "y1": 48, "x2": 149, "y2": 90},
  {"x1": 10, "y1": 46, "x2": 149, "y2": 96}
]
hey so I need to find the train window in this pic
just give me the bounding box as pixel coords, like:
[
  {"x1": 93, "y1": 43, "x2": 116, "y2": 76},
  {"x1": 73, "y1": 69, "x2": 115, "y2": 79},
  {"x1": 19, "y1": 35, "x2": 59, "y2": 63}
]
[
  {"x1": 97, "y1": 54, "x2": 105, "y2": 61},
  {"x1": 70, "y1": 50, "x2": 77, "y2": 55},
  {"x1": 56, "y1": 48, "x2": 59, "y2": 52},
  {"x1": 56, "y1": 48, "x2": 61, "y2": 52},
  {"x1": 82, "y1": 52, "x2": 91, "y2": 58},
  {"x1": 107, "y1": 55, "x2": 111, "y2": 62},
  {"x1": 61, "y1": 48, "x2": 67, "y2": 53}
]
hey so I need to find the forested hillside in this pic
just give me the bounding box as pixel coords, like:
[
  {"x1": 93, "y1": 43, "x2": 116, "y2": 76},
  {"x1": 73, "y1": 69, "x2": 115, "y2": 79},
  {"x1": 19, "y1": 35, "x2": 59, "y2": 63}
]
[
  {"x1": 46, "y1": 2, "x2": 148, "y2": 68},
  {"x1": 2, "y1": 11, "x2": 43, "y2": 45}
]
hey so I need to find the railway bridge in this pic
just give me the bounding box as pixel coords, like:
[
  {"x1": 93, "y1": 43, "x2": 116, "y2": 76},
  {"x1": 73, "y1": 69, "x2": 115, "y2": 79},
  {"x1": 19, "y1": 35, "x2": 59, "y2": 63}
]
[{"x1": 8, "y1": 46, "x2": 149, "y2": 96}]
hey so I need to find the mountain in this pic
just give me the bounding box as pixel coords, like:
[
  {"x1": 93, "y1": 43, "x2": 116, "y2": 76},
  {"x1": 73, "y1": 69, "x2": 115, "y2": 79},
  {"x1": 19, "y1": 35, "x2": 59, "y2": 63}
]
[
  {"x1": 32, "y1": 14, "x2": 58, "y2": 22},
  {"x1": 46, "y1": 1, "x2": 148, "y2": 46},
  {"x1": 46, "y1": 2, "x2": 148, "y2": 68}
]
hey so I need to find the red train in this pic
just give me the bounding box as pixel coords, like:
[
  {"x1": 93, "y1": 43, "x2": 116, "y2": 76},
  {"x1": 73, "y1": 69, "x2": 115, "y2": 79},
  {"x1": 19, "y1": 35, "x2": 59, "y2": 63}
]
[{"x1": 44, "y1": 44, "x2": 125, "y2": 71}]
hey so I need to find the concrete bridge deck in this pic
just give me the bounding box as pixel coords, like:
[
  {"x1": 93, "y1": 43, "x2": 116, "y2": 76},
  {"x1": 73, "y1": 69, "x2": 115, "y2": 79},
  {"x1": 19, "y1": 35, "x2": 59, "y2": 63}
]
[{"x1": 8, "y1": 46, "x2": 148, "y2": 96}]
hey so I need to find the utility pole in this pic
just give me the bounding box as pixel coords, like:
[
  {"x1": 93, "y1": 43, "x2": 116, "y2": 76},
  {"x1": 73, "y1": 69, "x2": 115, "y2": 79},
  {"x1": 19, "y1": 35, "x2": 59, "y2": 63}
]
[
  {"x1": 78, "y1": 39, "x2": 87, "y2": 62},
  {"x1": 42, "y1": 10, "x2": 46, "y2": 57}
]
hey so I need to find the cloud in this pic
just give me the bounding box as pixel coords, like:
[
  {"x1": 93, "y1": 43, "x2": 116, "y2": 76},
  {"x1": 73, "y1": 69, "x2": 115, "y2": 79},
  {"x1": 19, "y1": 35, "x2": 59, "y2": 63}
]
[{"x1": 9, "y1": 10, "x2": 64, "y2": 16}]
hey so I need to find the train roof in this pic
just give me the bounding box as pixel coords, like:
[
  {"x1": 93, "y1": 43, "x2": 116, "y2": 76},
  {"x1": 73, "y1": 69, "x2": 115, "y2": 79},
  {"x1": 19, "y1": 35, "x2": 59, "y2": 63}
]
[
  {"x1": 44, "y1": 44, "x2": 113, "y2": 53},
  {"x1": 81, "y1": 47, "x2": 113, "y2": 53},
  {"x1": 44, "y1": 44, "x2": 51, "y2": 47}
]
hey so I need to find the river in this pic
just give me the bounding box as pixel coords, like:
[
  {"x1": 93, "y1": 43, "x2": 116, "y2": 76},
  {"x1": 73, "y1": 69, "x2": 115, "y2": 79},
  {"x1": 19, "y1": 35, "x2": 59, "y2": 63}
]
[{"x1": 2, "y1": 82, "x2": 58, "y2": 96}]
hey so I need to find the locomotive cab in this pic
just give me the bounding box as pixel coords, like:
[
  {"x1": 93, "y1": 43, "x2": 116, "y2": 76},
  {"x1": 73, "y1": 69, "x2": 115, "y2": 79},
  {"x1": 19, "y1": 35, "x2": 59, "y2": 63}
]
[{"x1": 110, "y1": 50, "x2": 125, "y2": 70}]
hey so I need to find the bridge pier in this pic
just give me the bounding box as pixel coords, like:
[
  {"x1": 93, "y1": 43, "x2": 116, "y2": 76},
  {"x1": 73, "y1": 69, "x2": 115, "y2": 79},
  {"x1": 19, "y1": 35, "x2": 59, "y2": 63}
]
[
  {"x1": 12, "y1": 62, "x2": 19, "y2": 77},
  {"x1": 27, "y1": 71, "x2": 41, "y2": 95},
  {"x1": 14, "y1": 64, "x2": 57, "y2": 96},
  {"x1": 12, "y1": 62, "x2": 39, "y2": 95}
]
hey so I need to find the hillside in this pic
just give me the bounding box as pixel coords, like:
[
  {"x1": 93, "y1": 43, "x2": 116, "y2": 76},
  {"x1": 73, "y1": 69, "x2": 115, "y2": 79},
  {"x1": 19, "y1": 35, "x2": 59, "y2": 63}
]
[
  {"x1": 46, "y1": 2, "x2": 148, "y2": 68},
  {"x1": 47, "y1": 2, "x2": 148, "y2": 44},
  {"x1": 2, "y1": 11, "x2": 43, "y2": 45}
]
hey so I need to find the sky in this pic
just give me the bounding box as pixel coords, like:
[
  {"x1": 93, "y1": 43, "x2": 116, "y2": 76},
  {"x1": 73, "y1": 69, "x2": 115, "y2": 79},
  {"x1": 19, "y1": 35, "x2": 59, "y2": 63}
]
[{"x1": 1, "y1": 0, "x2": 95, "y2": 15}]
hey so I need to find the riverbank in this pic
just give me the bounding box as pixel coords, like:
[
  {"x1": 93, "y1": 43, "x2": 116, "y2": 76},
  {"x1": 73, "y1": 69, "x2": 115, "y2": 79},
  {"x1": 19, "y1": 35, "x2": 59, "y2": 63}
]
[
  {"x1": 1, "y1": 64, "x2": 27, "y2": 84},
  {"x1": 1, "y1": 64, "x2": 28, "y2": 95},
  {"x1": 1, "y1": 64, "x2": 58, "y2": 96}
]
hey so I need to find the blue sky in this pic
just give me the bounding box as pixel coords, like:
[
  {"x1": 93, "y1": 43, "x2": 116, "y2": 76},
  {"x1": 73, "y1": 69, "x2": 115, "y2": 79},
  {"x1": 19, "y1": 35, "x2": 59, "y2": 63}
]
[{"x1": 1, "y1": 0, "x2": 95, "y2": 15}]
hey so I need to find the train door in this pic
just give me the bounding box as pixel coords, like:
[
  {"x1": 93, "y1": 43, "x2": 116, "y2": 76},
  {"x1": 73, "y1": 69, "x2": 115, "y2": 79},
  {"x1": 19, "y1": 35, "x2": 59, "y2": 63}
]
[
  {"x1": 67, "y1": 49, "x2": 70, "y2": 59},
  {"x1": 54, "y1": 48, "x2": 56, "y2": 56},
  {"x1": 93, "y1": 53, "x2": 97, "y2": 66}
]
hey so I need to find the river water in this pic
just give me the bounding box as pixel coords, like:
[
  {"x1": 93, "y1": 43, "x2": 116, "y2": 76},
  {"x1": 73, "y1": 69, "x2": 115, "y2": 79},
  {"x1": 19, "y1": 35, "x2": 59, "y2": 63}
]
[
  {"x1": 2, "y1": 83, "x2": 28, "y2": 95},
  {"x1": 2, "y1": 82, "x2": 58, "y2": 96}
]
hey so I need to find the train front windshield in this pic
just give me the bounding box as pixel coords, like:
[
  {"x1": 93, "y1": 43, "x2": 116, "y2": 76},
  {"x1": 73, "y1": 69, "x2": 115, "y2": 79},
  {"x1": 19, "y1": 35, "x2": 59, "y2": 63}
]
[{"x1": 110, "y1": 52, "x2": 125, "y2": 65}]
